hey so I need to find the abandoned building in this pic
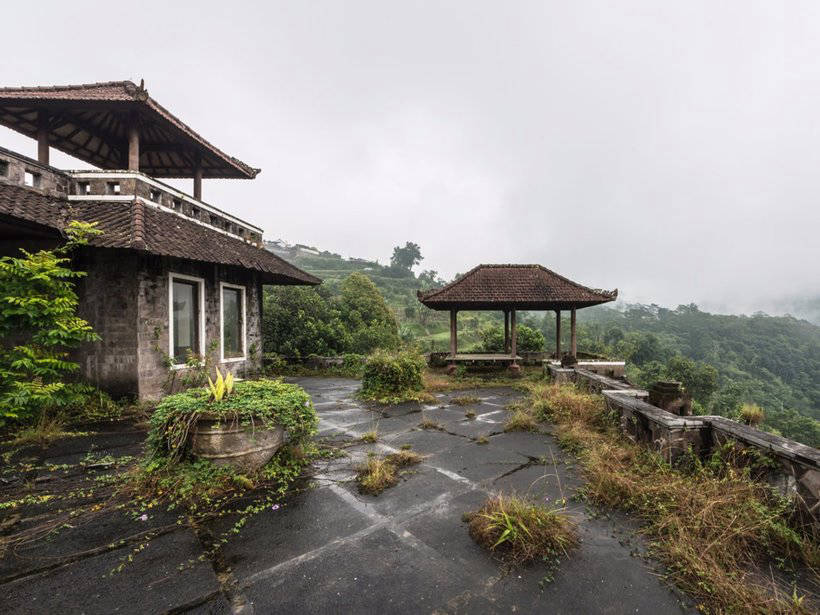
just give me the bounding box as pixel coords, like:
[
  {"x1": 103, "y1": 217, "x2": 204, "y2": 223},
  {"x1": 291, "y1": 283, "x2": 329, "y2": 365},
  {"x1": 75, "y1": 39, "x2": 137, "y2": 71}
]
[{"x1": 0, "y1": 80, "x2": 319, "y2": 399}]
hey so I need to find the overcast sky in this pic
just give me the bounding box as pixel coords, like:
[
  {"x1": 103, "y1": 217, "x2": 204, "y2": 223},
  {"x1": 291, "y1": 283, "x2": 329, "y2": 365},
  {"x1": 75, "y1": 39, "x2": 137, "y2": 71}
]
[{"x1": 3, "y1": 1, "x2": 819, "y2": 314}]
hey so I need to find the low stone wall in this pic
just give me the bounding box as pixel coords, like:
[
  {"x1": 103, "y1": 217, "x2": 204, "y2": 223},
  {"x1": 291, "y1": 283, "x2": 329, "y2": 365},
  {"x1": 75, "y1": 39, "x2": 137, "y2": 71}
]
[{"x1": 562, "y1": 368, "x2": 820, "y2": 522}]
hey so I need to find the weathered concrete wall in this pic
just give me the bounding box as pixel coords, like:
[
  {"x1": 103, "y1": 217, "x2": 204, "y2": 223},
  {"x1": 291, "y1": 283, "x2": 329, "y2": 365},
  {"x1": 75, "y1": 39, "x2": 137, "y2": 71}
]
[
  {"x1": 563, "y1": 369, "x2": 820, "y2": 522},
  {"x1": 72, "y1": 248, "x2": 141, "y2": 397},
  {"x1": 0, "y1": 146, "x2": 72, "y2": 197},
  {"x1": 135, "y1": 254, "x2": 263, "y2": 400}
]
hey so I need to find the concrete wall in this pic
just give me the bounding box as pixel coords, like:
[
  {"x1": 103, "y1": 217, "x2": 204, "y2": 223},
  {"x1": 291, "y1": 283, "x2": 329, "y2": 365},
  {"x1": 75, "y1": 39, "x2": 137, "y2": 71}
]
[
  {"x1": 560, "y1": 368, "x2": 820, "y2": 522},
  {"x1": 70, "y1": 249, "x2": 263, "y2": 400},
  {"x1": 135, "y1": 254, "x2": 263, "y2": 400}
]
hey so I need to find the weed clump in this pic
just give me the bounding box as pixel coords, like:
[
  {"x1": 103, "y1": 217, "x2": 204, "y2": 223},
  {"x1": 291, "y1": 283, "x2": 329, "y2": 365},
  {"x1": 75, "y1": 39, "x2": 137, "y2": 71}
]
[
  {"x1": 739, "y1": 402, "x2": 765, "y2": 426},
  {"x1": 452, "y1": 396, "x2": 481, "y2": 406},
  {"x1": 360, "y1": 430, "x2": 378, "y2": 443},
  {"x1": 504, "y1": 408, "x2": 538, "y2": 432},
  {"x1": 356, "y1": 450, "x2": 424, "y2": 495},
  {"x1": 465, "y1": 495, "x2": 578, "y2": 566},
  {"x1": 418, "y1": 418, "x2": 441, "y2": 430}
]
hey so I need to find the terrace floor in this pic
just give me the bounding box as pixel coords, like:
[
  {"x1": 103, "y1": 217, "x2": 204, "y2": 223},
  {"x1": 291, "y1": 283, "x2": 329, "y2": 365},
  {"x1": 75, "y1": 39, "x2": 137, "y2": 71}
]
[{"x1": 1, "y1": 377, "x2": 695, "y2": 614}]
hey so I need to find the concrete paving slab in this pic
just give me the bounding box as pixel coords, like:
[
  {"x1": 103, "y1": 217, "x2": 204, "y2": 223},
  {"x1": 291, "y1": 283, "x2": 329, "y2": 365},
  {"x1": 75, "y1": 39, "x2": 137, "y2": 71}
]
[
  {"x1": 217, "y1": 485, "x2": 375, "y2": 581},
  {"x1": 5, "y1": 529, "x2": 220, "y2": 615},
  {"x1": 427, "y1": 439, "x2": 530, "y2": 483}
]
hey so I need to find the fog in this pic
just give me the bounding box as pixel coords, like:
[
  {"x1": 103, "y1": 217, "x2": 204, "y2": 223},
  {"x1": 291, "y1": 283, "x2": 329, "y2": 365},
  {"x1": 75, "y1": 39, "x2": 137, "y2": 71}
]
[{"x1": 3, "y1": 1, "x2": 818, "y2": 315}]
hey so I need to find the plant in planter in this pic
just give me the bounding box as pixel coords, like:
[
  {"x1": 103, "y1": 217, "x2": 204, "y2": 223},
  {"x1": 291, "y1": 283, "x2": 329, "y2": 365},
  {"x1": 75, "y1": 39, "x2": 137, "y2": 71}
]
[{"x1": 148, "y1": 373, "x2": 318, "y2": 471}]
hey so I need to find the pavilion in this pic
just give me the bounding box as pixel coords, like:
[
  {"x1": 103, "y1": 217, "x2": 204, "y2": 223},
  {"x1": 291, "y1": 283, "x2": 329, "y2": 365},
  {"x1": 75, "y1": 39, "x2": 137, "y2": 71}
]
[{"x1": 417, "y1": 264, "x2": 617, "y2": 368}]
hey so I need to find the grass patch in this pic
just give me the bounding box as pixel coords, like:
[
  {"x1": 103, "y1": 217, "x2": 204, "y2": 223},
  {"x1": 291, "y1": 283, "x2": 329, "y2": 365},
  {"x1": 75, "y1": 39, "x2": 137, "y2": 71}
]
[
  {"x1": 418, "y1": 418, "x2": 442, "y2": 430},
  {"x1": 523, "y1": 380, "x2": 819, "y2": 613},
  {"x1": 356, "y1": 450, "x2": 424, "y2": 495},
  {"x1": 465, "y1": 410, "x2": 476, "y2": 420},
  {"x1": 452, "y1": 396, "x2": 481, "y2": 406},
  {"x1": 5, "y1": 415, "x2": 90, "y2": 448},
  {"x1": 465, "y1": 494, "x2": 578, "y2": 566},
  {"x1": 504, "y1": 408, "x2": 539, "y2": 432},
  {"x1": 360, "y1": 430, "x2": 379, "y2": 443},
  {"x1": 475, "y1": 436, "x2": 489, "y2": 445}
]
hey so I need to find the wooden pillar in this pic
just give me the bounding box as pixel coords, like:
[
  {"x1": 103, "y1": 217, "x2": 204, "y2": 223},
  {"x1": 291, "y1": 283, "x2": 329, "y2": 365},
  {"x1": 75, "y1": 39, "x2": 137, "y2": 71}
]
[
  {"x1": 510, "y1": 309, "x2": 517, "y2": 359},
  {"x1": 127, "y1": 113, "x2": 140, "y2": 171},
  {"x1": 503, "y1": 310, "x2": 510, "y2": 354},
  {"x1": 193, "y1": 165, "x2": 203, "y2": 201},
  {"x1": 570, "y1": 308, "x2": 577, "y2": 358},
  {"x1": 449, "y1": 309, "x2": 458, "y2": 358},
  {"x1": 37, "y1": 112, "x2": 49, "y2": 165},
  {"x1": 555, "y1": 310, "x2": 562, "y2": 359}
]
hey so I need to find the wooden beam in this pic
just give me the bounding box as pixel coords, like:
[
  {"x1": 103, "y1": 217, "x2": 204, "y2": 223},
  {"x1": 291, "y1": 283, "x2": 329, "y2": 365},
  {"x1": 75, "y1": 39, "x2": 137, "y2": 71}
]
[
  {"x1": 503, "y1": 310, "x2": 510, "y2": 353},
  {"x1": 555, "y1": 310, "x2": 562, "y2": 359},
  {"x1": 571, "y1": 308, "x2": 577, "y2": 358},
  {"x1": 510, "y1": 309, "x2": 517, "y2": 359},
  {"x1": 37, "y1": 111, "x2": 49, "y2": 165},
  {"x1": 193, "y1": 164, "x2": 203, "y2": 200},
  {"x1": 449, "y1": 309, "x2": 458, "y2": 358},
  {"x1": 127, "y1": 112, "x2": 140, "y2": 171}
]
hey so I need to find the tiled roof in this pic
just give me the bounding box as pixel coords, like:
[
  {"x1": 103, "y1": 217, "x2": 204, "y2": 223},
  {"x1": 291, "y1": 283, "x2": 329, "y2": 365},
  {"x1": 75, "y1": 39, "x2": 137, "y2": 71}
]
[
  {"x1": 417, "y1": 264, "x2": 616, "y2": 310},
  {"x1": 0, "y1": 80, "x2": 258, "y2": 179},
  {"x1": 0, "y1": 184, "x2": 319, "y2": 285}
]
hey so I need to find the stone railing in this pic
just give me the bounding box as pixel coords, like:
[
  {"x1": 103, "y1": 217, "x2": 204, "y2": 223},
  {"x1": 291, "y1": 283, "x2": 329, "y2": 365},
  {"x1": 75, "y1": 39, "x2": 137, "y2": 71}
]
[{"x1": 551, "y1": 366, "x2": 820, "y2": 523}]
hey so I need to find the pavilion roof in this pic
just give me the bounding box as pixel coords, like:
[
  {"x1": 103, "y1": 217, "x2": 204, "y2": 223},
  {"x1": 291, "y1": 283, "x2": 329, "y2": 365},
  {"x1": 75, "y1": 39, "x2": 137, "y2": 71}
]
[
  {"x1": 0, "y1": 80, "x2": 259, "y2": 179},
  {"x1": 417, "y1": 264, "x2": 617, "y2": 311}
]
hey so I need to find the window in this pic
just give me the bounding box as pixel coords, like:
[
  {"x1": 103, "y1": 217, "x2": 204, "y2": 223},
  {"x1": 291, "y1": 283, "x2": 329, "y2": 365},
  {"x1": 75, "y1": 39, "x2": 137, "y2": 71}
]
[
  {"x1": 220, "y1": 283, "x2": 246, "y2": 361},
  {"x1": 0, "y1": 160, "x2": 8, "y2": 177},
  {"x1": 107, "y1": 181, "x2": 120, "y2": 195},
  {"x1": 77, "y1": 181, "x2": 90, "y2": 195},
  {"x1": 24, "y1": 171, "x2": 41, "y2": 188},
  {"x1": 150, "y1": 189, "x2": 162, "y2": 202},
  {"x1": 191, "y1": 207, "x2": 200, "y2": 219},
  {"x1": 172, "y1": 198, "x2": 181, "y2": 211},
  {"x1": 169, "y1": 274, "x2": 204, "y2": 365}
]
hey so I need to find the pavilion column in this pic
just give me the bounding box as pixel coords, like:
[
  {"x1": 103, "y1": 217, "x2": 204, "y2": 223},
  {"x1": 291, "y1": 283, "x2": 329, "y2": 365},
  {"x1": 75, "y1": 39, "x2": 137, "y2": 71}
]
[
  {"x1": 449, "y1": 309, "x2": 458, "y2": 358},
  {"x1": 127, "y1": 113, "x2": 140, "y2": 171},
  {"x1": 37, "y1": 112, "x2": 49, "y2": 165},
  {"x1": 555, "y1": 310, "x2": 562, "y2": 359},
  {"x1": 193, "y1": 165, "x2": 203, "y2": 201},
  {"x1": 510, "y1": 309, "x2": 517, "y2": 359},
  {"x1": 571, "y1": 308, "x2": 577, "y2": 359},
  {"x1": 503, "y1": 310, "x2": 510, "y2": 354}
]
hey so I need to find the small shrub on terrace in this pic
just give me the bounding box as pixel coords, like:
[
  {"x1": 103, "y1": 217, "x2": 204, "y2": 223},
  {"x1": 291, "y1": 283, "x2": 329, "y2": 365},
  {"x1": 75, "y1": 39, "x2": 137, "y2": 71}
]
[
  {"x1": 385, "y1": 449, "x2": 423, "y2": 467},
  {"x1": 739, "y1": 402, "x2": 765, "y2": 426},
  {"x1": 418, "y1": 418, "x2": 441, "y2": 430},
  {"x1": 359, "y1": 349, "x2": 426, "y2": 403},
  {"x1": 465, "y1": 495, "x2": 578, "y2": 565}
]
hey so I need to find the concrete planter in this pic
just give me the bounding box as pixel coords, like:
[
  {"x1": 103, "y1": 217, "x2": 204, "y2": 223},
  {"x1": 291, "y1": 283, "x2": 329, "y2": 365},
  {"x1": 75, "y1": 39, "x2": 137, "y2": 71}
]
[{"x1": 190, "y1": 414, "x2": 285, "y2": 471}]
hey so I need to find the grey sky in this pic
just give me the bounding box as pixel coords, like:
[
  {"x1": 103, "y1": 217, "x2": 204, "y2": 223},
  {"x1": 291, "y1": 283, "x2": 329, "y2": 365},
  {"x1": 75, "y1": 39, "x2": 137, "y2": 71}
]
[{"x1": 3, "y1": 1, "x2": 818, "y2": 314}]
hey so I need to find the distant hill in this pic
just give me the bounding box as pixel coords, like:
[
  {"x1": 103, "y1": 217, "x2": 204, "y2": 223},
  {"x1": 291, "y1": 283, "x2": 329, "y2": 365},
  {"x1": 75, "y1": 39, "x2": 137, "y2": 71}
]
[{"x1": 267, "y1": 241, "x2": 820, "y2": 446}]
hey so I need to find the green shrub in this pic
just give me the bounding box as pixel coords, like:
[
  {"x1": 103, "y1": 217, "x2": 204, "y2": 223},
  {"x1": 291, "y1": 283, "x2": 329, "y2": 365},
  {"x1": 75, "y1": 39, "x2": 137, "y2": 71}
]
[
  {"x1": 359, "y1": 349, "x2": 426, "y2": 403},
  {"x1": 147, "y1": 378, "x2": 317, "y2": 460},
  {"x1": 480, "y1": 323, "x2": 545, "y2": 352},
  {"x1": 342, "y1": 353, "x2": 366, "y2": 374},
  {"x1": 0, "y1": 221, "x2": 102, "y2": 425}
]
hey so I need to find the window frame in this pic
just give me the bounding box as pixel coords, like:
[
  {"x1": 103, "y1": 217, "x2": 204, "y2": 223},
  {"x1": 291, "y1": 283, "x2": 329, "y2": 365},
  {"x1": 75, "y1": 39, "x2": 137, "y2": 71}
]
[
  {"x1": 219, "y1": 282, "x2": 247, "y2": 363},
  {"x1": 168, "y1": 272, "x2": 206, "y2": 369}
]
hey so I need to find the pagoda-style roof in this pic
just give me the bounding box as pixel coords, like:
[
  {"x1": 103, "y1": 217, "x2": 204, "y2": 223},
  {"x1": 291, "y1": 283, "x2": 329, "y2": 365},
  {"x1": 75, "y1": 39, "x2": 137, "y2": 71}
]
[
  {"x1": 0, "y1": 80, "x2": 259, "y2": 179},
  {"x1": 417, "y1": 264, "x2": 617, "y2": 311},
  {"x1": 0, "y1": 183, "x2": 318, "y2": 286}
]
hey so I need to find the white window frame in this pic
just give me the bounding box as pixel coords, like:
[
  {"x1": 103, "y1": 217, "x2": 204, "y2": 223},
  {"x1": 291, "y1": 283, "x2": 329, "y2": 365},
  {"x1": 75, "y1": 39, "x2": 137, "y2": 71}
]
[
  {"x1": 219, "y1": 282, "x2": 247, "y2": 363},
  {"x1": 168, "y1": 272, "x2": 206, "y2": 369}
]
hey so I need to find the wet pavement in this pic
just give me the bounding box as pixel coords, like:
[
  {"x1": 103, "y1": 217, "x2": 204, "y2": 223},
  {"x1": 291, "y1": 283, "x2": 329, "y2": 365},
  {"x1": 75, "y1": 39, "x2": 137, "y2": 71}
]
[{"x1": 1, "y1": 377, "x2": 695, "y2": 614}]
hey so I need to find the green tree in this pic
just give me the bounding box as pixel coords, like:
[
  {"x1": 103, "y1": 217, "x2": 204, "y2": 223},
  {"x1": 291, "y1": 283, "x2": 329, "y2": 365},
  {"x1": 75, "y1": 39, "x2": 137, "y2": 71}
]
[
  {"x1": 337, "y1": 273, "x2": 400, "y2": 353},
  {"x1": 390, "y1": 242, "x2": 423, "y2": 271},
  {"x1": 262, "y1": 286, "x2": 351, "y2": 357},
  {"x1": 664, "y1": 354, "x2": 718, "y2": 404},
  {"x1": 0, "y1": 221, "x2": 102, "y2": 424}
]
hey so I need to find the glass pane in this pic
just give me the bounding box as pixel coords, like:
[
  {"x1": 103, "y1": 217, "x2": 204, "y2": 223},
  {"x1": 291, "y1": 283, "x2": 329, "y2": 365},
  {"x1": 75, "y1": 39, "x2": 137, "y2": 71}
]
[
  {"x1": 222, "y1": 287, "x2": 242, "y2": 357},
  {"x1": 172, "y1": 280, "x2": 198, "y2": 363}
]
